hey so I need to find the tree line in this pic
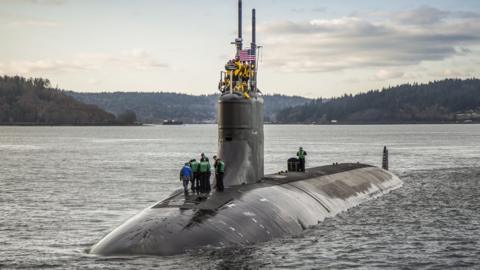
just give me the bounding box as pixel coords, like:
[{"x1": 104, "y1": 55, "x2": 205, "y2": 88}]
[
  {"x1": 0, "y1": 75, "x2": 136, "y2": 125},
  {"x1": 276, "y1": 79, "x2": 480, "y2": 124},
  {"x1": 68, "y1": 92, "x2": 310, "y2": 123}
]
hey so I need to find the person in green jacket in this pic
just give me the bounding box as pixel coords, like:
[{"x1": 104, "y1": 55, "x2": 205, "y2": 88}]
[
  {"x1": 189, "y1": 159, "x2": 199, "y2": 192},
  {"x1": 213, "y1": 155, "x2": 225, "y2": 191},
  {"x1": 198, "y1": 154, "x2": 211, "y2": 193},
  {"x1": 296, "y1": 147, "x2": 307, "y2": 172}
]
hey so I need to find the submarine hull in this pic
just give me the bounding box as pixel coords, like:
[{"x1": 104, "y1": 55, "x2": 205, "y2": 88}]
[{"x1": 90, "y1": 163, "x2": 402, "y2": 256}]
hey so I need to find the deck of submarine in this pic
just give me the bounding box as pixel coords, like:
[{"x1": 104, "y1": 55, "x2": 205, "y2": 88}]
[{"x1": 153, "y1": 163, "x2": 371, "y2": 211}]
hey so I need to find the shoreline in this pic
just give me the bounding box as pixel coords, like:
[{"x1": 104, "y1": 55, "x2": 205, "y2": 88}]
[
  {"x1": 0, "y1": 123, "x2": 143, "y2": 126},
  {"x1": 1, "y1": 122, "x2": 478, "y2": 126},
  {"x1": 266, "y1": 122, "x2": 479, "y2": 125}
]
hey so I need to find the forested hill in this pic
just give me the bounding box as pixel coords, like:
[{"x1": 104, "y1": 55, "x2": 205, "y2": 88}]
[
  {"x1": 5, "y1": 75, "x2": 475, "y2": 125},
  {"x1": 68, "y1": 92, "x2": 310, "y2": 123},
  {"x1": 276, "y1": 79, "x2": 480, "y2": 124},
  {"x1": 0, "y1": 76, "x2": 133, "y2": 125}
]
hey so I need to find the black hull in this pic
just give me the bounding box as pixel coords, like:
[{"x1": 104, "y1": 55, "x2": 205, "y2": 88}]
[{"x1": 90, "y1": 163, "x2": 402, "y2": 256}]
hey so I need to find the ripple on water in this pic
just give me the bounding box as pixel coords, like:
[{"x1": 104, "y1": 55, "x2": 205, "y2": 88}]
[{"x1": 1, "y1": 125, "x2": 480, "y2": 269}]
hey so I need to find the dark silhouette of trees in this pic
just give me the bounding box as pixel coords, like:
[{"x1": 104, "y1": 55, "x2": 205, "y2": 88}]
[
  {"x1": 116, "y1": 110, "x2": 137, "y2": 124},
  {"x1": 3, "y1": 75, "x2": 477, "y2": 125},
  {"x1": 0, "y1": 75, "x2": 118, "y2": 125},
  {"x1": 68, "y1": 92, "x2": 310, "y2": 123},
  {"x1": 276, "y1": 79, "x2": 480, "y2": 124}
]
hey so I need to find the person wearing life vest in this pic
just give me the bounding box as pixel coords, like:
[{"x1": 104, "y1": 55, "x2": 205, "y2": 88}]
[
  {"x1": 240, "y1": 62, "x2": 248, "y2": 80},
  {"x1": 189, "y1": 159, "x2": 199, "y2": 192},
  {"x1": 223, "y1": 75, "x2": 230, "y2": 93},
  {"x1": 198, "y1": 153, "x2": 211, "y2": 193},
  {"x1": 233, "y1": 60, "x2": 242, "y2": 82},
  {"x1": 242, "y1": 62, "x2": 250, "y2": 82},
  {"x1": 296, "y1": 147, "x2": 307, "y2": 172},
  {"x1": 213, "y1": 155, "x2": 225, "y2": 192},
  {"x1": 234, "y1": 81, "x2": 244, "y2": 93},
  {"x1": 179, "y1": 162, "x2": 193, "y2": 194},
  {"x1": 250, "y1": 63, "x2": 255, "y2": 78}
]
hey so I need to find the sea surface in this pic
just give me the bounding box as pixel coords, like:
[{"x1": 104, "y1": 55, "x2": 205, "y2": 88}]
[{"x1": 0, "y1": 124, "x2": 479, "y2": 269}]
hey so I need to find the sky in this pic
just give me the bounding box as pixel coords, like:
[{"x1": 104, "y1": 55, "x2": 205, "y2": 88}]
[{"x1": 1, "y1": 0, "x2": 480, "y2": 98}]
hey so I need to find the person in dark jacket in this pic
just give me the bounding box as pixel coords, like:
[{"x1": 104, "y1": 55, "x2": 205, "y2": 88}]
[
  {"x1": 213, "y1": 155, "x2": 225, "y2": 191},
  {"x1": 296, "y1": 147, "x2": 307, "y2": 172},
  {"x1": 179, "y1": 163, "x2": 193, "y2": 193}
]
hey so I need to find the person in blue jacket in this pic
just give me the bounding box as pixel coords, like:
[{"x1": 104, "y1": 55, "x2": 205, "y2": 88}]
[{"x1": 179, "y1": 163, "x2": 193, "y2": 193}]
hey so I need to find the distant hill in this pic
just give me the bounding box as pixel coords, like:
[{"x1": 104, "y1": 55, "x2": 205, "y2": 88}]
[
  {"x1": 67, "y1": 92, "x2": 311, "y2": 123},
  {"x1": 6, "y1": 75, "x2": 474, "y2": 125},
  {"x1": 0, "y1": 76, "x2": 131, "y2": 125},
  {"x1": 276, "y1": 79, "x2": 480, "y2": 124}
]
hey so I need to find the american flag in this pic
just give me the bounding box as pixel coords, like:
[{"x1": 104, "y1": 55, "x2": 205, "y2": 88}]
[{"x1": 239, "y1": 49, "x2": 256, "y2": 61}]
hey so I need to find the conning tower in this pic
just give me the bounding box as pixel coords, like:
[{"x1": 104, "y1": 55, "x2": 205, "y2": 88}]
[{"x1": 218, "y1": 0, "x2": 263, "y2": 186}]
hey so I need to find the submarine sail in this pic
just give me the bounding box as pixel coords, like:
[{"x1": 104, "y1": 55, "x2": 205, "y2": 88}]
[
  {"x1": 90, "y1": 0, "x2": 402, "y2": 256},
  {"x1": 218, "y1": 2, "x2": 263, "y2": 186}
]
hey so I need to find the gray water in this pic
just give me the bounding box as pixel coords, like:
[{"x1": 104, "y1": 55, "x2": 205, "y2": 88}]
[{"x1": 1, "y1": 124, "x2": 479, "y2": 269}]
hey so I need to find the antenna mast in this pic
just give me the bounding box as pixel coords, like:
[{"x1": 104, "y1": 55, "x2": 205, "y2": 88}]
[
  {"x1": 235, "y1": 0, "x2": 243, "y2": 56},
  {"x1": 251, "y1": 8, "x2": 257, "y2": 93}
]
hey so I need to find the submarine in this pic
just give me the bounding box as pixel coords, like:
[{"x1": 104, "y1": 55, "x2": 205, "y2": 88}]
[{"x1": 90, "y1": 0, "x2": 402, "y2": 256}]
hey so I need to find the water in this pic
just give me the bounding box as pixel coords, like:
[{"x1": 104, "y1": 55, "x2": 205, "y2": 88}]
[{"x1": 1, "y1": 124, "x2": 479, "y2": 269}]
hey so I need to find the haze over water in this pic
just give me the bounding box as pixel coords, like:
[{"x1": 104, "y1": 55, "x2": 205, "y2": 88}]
[{"x1": 1, "y1": 124, "x2": 479, "y2": 269}]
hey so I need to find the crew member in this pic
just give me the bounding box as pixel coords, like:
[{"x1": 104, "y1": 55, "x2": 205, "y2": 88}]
[
  {"x1": 250, "y1": 63, "x2": 255, "y2": 79},
  {"x1": 242, "y1": 62, "x2": 250, "y2": 82},
  {"x1": 221, "y1": 69, "x2": 232, "y2": 93},
  {"x1": 199, "y1": 154, "x2": 211, "y2": 193},
  {"x1": 189, "y1": 159, "x2": 199, "y2": 192},
  {"x1": 223, "y1": 75, "x2": 231, "y2": 93},
  {"x1": 296, "y1": 147, "x2": 307, "y2": 172},
  {"x1": 205, "y1": 156, "x2": 212, "y2": 192},
  {"x1": 232, "y1": 59, "x2": 242, "y2": 82},
  {"x1": 179, "y1": 162, "x2": 192, "y2": 194},
  {"x1": 213, "y1": 155, "x2": 225, "y2": 192}
]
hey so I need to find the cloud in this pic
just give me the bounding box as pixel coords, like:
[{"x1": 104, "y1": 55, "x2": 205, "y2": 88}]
[
  {"x1": 22, "y1": 0, "x2": 65, "y2": 5},
  {"x1": 397, "y1": 7, "x2": 480, "y2": 25},
  {"x1": 354, "y1": 7, "x2": 480, "y2": 26},
  {"x1": 2, "y1": 60, "x2": 84, "y2": 74},
  {"x1": 370, "y1": 69, "x2": 404, "y2": 81},
  {"x1": 1, "y1": 0, "x2": 66, "y2": 5},
  {"x1": 1, "y1": 10, "x2": 61, "y2": 28},
  {"x1": 74, "y1": 49, "x2": 168, "y2": 70},
  {"x1": 258, "y1": 7, "x2": 480, "y2": 73},
  {"x1": 312, "y1": 7, "x2": 326, "y2": 13},
  {"x1": 429, "y1": 68, "x2": 475, "y2": 78},
  {"x1": 291, "y1": 7, "x2": 326, "y2": 13},
  {"x1": 454, "y1": 11, "x2": 480, "y2": 19},
  {"x1": 344, "y1": 77, "x2": 360, "y2": 84},
  {"x1": 87, "y1": 78, "x2": 102, "y2": 85},
  {"x1": 0, "y1": 49, "x2": 168, "y2": 75},
  {"x1": 392, "y1": 6, "x2": 449, "y2": 25},
  {"x1": 261, "y1": 17, "x2": 387, "y2": 35},
  {"x1": 291, "y1": 8, "x2": 306, "y2": 13},
  {"x1": 7, "y1": 19, "x2": 59, "y2": 27}
]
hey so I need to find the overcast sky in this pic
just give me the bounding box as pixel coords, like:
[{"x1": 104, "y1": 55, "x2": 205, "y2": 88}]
[{"x1": 1, "y1": 0, "x2": 479, "y2": 97}]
